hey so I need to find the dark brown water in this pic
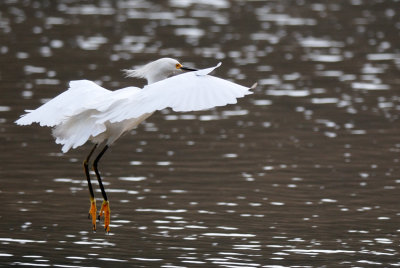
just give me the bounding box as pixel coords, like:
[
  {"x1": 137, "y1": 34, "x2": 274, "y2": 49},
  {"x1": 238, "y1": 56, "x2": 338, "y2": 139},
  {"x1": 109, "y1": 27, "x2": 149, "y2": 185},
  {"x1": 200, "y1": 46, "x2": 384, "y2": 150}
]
[{"x1": 1, "y1": 0, "x2": 399, "y2": 267}]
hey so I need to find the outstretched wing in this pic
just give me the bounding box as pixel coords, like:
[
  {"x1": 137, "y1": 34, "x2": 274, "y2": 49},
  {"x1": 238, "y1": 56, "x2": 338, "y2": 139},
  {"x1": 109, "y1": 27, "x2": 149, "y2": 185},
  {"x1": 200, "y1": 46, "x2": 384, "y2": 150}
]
[
  {"x1": 95, "y1": 63, "x2": 254, "y2": 124},
  {"x1": 15, "y1": 80, "x2": 111, "y2": 127},
  {"x1": 51, "y1": 85, "x2": 142, "y2": 152},
  {"x1": 15, "y1": 64, "x2": 253, "y2": 153}
]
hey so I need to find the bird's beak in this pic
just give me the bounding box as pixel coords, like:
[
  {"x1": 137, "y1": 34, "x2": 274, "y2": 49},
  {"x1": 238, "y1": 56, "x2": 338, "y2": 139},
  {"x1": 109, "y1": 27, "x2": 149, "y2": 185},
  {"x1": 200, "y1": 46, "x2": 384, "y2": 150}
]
[
  {"x1": 181, "y1": 66, "x2": 198, "y2": 71},
  {"x1": 177, "y1": 63, "x2": 198, "y2": 71}
]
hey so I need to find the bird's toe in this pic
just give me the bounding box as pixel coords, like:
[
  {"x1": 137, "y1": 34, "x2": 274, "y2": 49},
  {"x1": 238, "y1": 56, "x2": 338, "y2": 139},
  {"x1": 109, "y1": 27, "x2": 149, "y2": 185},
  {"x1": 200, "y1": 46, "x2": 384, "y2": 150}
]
[
  {"x1": 99, "y1": 200, "x2": 111, "y2": 233},
  {"x1": 88, "y1": 198, "x2": 97, "y2": 231}
]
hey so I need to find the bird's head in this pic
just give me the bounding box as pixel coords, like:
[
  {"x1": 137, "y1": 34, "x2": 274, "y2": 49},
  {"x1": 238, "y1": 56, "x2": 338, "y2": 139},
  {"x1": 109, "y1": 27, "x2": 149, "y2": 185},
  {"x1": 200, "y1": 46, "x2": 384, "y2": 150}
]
[{"x1": 123, "y1": 58, "x2": 197, "y2": 85}]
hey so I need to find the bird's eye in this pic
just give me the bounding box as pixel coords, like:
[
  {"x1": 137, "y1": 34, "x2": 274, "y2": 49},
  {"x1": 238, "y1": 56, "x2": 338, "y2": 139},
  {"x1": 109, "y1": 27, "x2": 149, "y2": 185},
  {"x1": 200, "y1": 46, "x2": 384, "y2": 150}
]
[{"x1": 176, "y1": 63, "x2": 182, "y2": 69}]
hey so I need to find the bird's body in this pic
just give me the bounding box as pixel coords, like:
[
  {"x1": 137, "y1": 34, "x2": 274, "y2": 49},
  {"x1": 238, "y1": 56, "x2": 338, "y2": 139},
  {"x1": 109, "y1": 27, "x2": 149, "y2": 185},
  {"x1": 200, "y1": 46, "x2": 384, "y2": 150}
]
[{"x1": 16, "y1": 58, "x2": 254, "y2": 232}]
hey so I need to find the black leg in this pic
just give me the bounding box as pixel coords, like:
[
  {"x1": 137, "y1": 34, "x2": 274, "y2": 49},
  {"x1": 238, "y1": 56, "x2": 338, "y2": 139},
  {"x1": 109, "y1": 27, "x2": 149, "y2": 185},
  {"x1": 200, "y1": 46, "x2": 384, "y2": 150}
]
[
  {"x1": 84, "y1": 144, "x2": 99, "y2": 231},
  {"x1": 83, "y1": 144, "x2": 98, "y2": 199},
  {"x1": 92, "y1": 144, "x2": 111, "y2": 232},
  {"x1": 93, "y1": 145, "x2": 109, "y2": 201}
]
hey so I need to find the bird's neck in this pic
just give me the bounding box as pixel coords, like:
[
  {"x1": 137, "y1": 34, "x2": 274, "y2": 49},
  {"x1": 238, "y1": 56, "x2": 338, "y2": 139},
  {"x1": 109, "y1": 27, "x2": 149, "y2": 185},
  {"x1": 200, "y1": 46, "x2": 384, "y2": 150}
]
[{"x1": 146, "y1": 73, "x2": 169, "y2": 85}]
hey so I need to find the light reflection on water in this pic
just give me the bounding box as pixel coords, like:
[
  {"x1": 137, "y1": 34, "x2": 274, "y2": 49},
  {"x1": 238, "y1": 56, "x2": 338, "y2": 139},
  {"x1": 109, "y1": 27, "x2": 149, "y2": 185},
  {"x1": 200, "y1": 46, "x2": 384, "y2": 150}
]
[{"x1": 1, "y1": 0, "x2": 400, "y2": 267}]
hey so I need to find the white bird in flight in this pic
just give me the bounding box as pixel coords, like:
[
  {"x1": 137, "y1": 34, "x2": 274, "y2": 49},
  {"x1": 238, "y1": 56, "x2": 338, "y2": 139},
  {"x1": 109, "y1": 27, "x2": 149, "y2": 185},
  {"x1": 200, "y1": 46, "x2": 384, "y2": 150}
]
[{"x1": 16, "y1": 58, "x2": 255, "y2": 232}]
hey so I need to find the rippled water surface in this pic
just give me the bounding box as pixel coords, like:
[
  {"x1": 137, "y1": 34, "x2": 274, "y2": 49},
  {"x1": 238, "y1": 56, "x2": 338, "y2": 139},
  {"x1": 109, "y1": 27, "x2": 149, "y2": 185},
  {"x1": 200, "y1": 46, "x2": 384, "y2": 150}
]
[{"x1": 1, "y1": 0, "x2": 400, "y2": 267}]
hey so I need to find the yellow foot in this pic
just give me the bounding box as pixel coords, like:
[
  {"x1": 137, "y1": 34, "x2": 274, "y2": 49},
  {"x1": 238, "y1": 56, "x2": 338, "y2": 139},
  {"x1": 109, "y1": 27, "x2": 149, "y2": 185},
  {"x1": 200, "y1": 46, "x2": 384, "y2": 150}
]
[
  {"x1": 99, "y1": 200, "x2": 110, "y2": 233},
  {"x1": 88, "y1": 198, "x2": 97, "y2": 232}
]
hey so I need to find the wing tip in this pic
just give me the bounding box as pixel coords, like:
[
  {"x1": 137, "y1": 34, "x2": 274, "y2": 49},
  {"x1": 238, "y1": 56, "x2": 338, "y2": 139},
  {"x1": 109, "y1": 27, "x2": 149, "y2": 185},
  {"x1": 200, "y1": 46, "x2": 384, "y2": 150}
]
[
  {"x1": 15, "y1": 114, "x2": 30, "y2": 125},
  {"x1": 15, "y1": 120, "x2": 27, "y2": 126},
  {"x1": 194, "y1": 62, "x2": 223, "y2": 76}
]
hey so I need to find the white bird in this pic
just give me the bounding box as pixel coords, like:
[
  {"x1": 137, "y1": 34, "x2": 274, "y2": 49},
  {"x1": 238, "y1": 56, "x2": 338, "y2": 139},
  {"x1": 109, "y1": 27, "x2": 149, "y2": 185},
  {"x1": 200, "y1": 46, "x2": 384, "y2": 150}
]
[{"x1": 15, "y1": 58, "x2": 255, "y2": 232}]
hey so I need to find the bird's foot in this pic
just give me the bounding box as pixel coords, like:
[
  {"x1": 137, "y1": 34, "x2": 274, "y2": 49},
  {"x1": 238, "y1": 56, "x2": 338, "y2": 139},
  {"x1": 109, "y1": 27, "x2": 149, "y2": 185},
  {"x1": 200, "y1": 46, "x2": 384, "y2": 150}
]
[
  {"x1": 98, "y1": 200, "x2": 110, "y2": 233},
  {"x1": 88, "y1": 198, "x2": 97, "y2": 232}
]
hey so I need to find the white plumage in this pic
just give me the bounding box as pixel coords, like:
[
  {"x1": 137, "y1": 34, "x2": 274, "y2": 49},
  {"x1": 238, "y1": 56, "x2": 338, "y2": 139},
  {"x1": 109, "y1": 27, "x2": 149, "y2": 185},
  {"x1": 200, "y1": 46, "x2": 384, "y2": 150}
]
[
  {"x1": 16, "y1": 59, "x2": 253, "y2": 152},
  {"x1": 15, "y1": 58, "x2": 254, "y2": 232}
]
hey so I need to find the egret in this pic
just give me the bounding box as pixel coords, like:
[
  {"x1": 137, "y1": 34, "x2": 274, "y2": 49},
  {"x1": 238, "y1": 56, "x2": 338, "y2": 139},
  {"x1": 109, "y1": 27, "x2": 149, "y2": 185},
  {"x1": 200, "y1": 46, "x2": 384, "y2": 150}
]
[{"x1": 16, "y1": 58, "x2": 255, "y2": 232}]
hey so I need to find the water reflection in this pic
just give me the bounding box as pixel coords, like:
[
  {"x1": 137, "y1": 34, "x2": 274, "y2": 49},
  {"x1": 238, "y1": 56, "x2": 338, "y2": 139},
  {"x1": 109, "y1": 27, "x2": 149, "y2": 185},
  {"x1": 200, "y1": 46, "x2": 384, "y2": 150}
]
[{"x1": 1, "y1": 0, "x2": 400, "y2": 267}]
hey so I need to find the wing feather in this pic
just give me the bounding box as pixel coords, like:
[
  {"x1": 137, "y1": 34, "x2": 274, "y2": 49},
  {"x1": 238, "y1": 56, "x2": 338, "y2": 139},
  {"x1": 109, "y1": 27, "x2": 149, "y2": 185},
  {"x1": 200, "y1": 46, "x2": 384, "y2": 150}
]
[
  {"x1": 16, "y1": 64, "x2": 253, "y2": 153},
  {"x1": 96, "y1": 65, "x2": 253, "y2": 124},
  {"x1": 15, "y1": 80, "x2": 111, "y2": 126},
  {"x1": 52, "y1": 86, "x2": 141, "y2": 152}
]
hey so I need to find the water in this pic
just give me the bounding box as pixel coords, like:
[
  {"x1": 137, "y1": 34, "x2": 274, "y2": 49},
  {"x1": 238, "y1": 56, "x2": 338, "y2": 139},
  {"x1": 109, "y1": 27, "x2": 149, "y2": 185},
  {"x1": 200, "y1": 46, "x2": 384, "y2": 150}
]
[{"x1": 1, "y1": 0, "x2": 399, "y2": 267}]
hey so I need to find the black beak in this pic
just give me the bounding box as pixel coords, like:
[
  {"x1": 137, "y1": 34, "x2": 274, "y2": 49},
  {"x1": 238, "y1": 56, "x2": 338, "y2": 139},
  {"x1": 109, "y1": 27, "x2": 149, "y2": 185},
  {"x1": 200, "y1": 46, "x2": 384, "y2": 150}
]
[{"x1": 181, "y1": 66, "x2": 198, "y2": 71}]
